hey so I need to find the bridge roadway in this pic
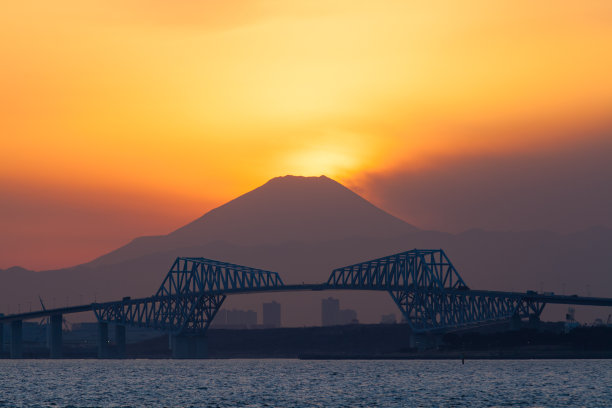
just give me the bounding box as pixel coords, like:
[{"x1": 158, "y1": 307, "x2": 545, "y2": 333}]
[
  {"x1": 2, "y1": 285, "x2": 612, "y2": 325},
  {"x1": 2, "y1": 249, "x2": 612, "y2": 359},
  {"x1": 1, "y1": 284, "x2": 611, "y2": 359}
]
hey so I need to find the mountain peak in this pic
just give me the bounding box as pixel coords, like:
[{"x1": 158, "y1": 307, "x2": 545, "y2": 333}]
[
  {"x1": 268, "y1": 174, "x2": 331, "y2": 181},
  {"x1": 262, "y1": 174, "x2": 338, "y2": 188},
  {"x1": 170, "y1": 174, "x2": 417, "y2": 242},
  {"x1": 88, "y1": 175, "x2": 418, "y2": 267}
]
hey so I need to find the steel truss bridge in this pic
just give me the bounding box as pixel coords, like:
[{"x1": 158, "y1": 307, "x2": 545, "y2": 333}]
[{"x1": 1, "y1": 249, "x2": 611, "y2": 358}]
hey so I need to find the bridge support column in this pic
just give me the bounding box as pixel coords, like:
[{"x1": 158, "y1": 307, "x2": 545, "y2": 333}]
[
  {"x1": 49, "y1": 314, "x2": 63, "y2": 359},
  {"x1": 97, "y1": 322, "x2": 110, "y2": 359},
  {"x1": 10, "y1": 320, "x2": 23, "y2": 359},
  {"x1": 0, "y1": 323, "x2": 4, "y2": 356},
  {"x1": 171, "y1": 334, "x2": 207, "y2": 359},
  {"x1": 115, "y1": 324, "x2": 126, "y2": 358}
]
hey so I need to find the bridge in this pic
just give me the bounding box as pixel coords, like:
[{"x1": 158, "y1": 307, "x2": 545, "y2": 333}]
[{"x1": 1, "y1": 249, "x2": 611, "y2": 358}]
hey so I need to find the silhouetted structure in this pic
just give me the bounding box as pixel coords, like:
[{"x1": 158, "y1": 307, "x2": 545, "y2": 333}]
[
  {"x1": 321, "y1": 298, "x2": 339, "y2": 326},
  {"x1": 321, "y1": 298, "x2": 357, "y2": 325},
  {"x1": 2, "y1": 249, "x2": 612, "y2": 358}
]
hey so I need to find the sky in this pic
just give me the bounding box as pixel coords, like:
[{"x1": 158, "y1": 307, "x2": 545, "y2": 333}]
[{"x1": 1, "y1": 1, "x2": 611, "y2": 270}]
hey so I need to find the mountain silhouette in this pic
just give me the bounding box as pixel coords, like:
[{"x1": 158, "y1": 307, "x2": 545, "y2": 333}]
[
  {"x1": 88, "y1": 175, "x2": 418, "y2": 267},
  {"x1": 1, "y1": 175, "x2": 610, "y2": 326}
]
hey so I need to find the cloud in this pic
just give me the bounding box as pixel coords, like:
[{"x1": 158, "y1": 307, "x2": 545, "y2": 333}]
[{"x1": 356, "y1": 132, "x2": 612, "y2": 233}]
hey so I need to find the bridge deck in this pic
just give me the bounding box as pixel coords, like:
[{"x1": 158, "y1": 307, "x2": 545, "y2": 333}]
[
  {"x1": 1, "y1": 284, "x2": 611, "y2": 323},
  {"x1": 0, "y1": 304, "x2": 94, "y2": 323}
]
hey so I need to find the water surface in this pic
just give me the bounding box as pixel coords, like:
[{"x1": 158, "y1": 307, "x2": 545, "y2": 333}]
[{"x1": 0, "y1": 359, "x2": 610, "y2": 407}]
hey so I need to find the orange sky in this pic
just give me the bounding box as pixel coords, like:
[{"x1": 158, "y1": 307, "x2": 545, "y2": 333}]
[{"x1": 2, "y1": 1, "x2": 612, "y2": 270}]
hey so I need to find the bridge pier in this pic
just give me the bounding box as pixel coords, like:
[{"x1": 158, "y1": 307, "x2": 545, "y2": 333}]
[
  {"x1": 10, "y1": 320, "x2": 23, "y2": 359},
  {"x1": 0, "y1": 322, "x2": 4, "y2": 357},
  {"x1": 115, "y1": 324, "x2": 126, "y2": 358},
  {"x1": 97, "y1": 322, "x2": 110, "y2": 358},
  {"x1": 49, "y1": 314, "x2": 63, "y2": 359},
  {"x1": 171, "y1": 334, "x2": 207, "y2": 359}
]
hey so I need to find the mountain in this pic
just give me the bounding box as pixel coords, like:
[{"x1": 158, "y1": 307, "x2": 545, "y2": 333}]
[
  {"x1": 88, "y1": 175, "x2": 418, "y2": 267},
  {"x1": 1, "y1": 176, "x2": 610, "y2": 326}
]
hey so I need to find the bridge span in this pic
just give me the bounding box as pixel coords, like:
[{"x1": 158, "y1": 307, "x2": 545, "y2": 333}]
[{"x1": 1, "y1": 249, "x2": 611, "y2": 358}]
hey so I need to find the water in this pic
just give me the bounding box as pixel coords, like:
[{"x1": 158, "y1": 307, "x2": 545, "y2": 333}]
[{"x1": 0, "y1": 359, "x2": 610, "y2": 407}]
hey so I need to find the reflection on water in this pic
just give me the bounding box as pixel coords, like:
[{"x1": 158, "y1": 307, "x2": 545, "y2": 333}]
[{"x1": 0, "y1": 359, "x2": 610, "y2": 407}]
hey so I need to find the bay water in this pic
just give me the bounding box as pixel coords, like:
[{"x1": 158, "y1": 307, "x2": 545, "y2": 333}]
[{"x1": 0, "y1": 359, "x2": 610, "y2": 407}]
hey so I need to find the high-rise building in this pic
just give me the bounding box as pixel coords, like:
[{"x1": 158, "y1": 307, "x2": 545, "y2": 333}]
[
  {"x1": 322, "y1": 297, "x2": 359, "y2": 326},
  {"x1": 321, "y1": 297, "x2": 340, "y2": 326},
  {"x1": 262, "y1": 301, "x2": 281, "y2": 328}
]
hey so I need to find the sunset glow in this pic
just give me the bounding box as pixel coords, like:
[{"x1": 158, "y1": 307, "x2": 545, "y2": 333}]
[{"x1": 2, "y1": 1, "x2": 612, "y2": 269}]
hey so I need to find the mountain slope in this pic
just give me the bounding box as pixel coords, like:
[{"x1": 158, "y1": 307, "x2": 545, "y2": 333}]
[{"x1": 88, "y1": 175, "x2": 418, "y2": 267}]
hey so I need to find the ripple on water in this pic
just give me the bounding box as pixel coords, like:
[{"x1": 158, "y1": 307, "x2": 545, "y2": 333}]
[{"x1": 0, "y1": 359, "x2": 610, "y2": 407}]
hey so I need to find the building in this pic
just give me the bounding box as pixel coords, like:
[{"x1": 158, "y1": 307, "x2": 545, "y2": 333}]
[
  {"x1": 262, "y1": 301, "x2": 281, "y2": 328},
  {"x1": 321, "y1": 297, "x2": 340, "y2": 326},
  {"x1": 321, "y1": 297, "x2": 358, "y2": 326}
]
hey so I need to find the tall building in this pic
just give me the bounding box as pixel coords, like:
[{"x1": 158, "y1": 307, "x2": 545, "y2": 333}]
[
  {"x1": 322, "y1": 297, "x2": 359, "y2": 326},
  {"x1": 321, "y1": 297, "x2": 340, "y2": 326},
  {"x1": 262, "y1": 301, "x2": 281, "y2": 328}
]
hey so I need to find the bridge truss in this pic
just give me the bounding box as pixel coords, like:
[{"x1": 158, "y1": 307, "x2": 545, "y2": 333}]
[
  {"x1": 93, "y1": 257, "x2": 284, "y2": 334},
  {"x1": 327, "y1": 249, "x2": 545, "y2": 331},
  {"x1": 90, "y1": 249, "x2": 600, "y2": 335}
]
